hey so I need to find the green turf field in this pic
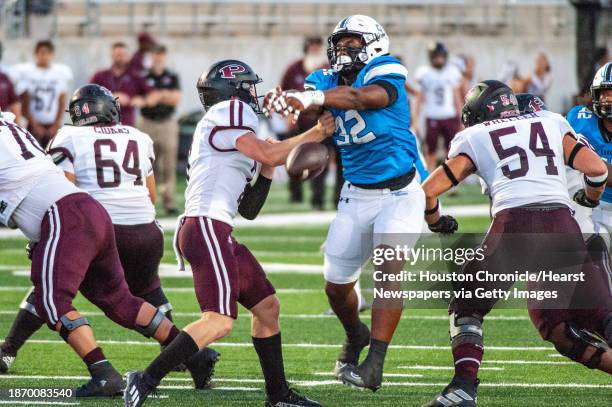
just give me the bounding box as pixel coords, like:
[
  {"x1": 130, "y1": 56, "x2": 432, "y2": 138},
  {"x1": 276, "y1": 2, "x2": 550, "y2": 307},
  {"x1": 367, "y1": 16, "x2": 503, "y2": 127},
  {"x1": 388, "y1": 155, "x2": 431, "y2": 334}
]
[{"x1": 0, "y1": 208, "x2": 610, "y2": 406}]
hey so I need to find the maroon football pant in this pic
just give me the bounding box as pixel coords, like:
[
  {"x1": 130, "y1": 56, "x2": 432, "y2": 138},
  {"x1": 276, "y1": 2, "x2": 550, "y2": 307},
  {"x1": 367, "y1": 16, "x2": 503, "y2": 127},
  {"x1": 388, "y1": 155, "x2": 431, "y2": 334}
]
[
  {"x1": 450, "y1": 207, "x2": 612, "y2": 340},
  {"x1": 425, "y1": 117, "x2": 460, "y2": 155},
  {"x1": 177, "y1": 216, "x2": 276, "y2": 318},
  {"x1": 30, "y1": 193, "x2": 145, "y2": 329}
]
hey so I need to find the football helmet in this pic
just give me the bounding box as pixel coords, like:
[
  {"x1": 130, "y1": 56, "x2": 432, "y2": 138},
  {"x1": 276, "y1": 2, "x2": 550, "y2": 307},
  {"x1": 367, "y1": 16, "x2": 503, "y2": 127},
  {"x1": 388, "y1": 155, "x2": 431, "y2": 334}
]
[
  {"x1": 327, "y1": 15, "x2": 389, "y2": 74},
  {"x1": 69, "y1": 84, "x2": 120, "y2": 126},
  {"x1": 591, "y1": 62, "x2": 612, "y2": 120},
  {"x1": 461, "y1": 80, "x2": 519, "y2": 127},
  {"x1": 516, "y1": 93, "x2": 548, "y2": 114},
  {"x1": 196, "y1": 59, "x2": 262, "y2": 113},
  {"x1": 428, "y1": 42, "x2": 448, "y2": 68}
]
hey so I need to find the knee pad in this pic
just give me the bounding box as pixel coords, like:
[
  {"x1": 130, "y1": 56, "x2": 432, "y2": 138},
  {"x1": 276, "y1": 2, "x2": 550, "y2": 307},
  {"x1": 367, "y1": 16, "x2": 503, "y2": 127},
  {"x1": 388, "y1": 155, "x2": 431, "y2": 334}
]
[
  {"x1": 19, "y1": 288, "x2": 39, "y2": 317},
  {"x1": 58, "y1": 314, "x2": 90, "y2": 342},
  {"x1": 554, "y1": 323, "x2": 610, "y2": 369},
  {"x1": 450, "y1": 312, "x2": 483, "y2": 347},
  {"x1": 142, "y1": 288, "x2": 172, "y2": 315},
  {"x1": 135, "y1": 308, "x2": 165, "y2": 338}
]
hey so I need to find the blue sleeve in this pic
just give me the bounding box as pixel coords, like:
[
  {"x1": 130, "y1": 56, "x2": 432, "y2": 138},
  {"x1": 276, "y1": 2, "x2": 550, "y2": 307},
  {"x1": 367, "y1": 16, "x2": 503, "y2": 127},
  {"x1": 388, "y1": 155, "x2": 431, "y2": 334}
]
[
  {"x1": 304, "y1": 70, "x2": 327, "y2": 91},
  {"x1": 362, "y1": 61, "x2": 407, "y2": 94}
]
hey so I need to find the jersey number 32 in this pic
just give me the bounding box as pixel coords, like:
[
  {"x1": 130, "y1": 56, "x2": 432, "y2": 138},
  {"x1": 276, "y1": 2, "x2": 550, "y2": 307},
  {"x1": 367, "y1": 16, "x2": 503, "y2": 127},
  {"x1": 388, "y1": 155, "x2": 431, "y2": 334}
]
[{"x1": 336, "y1": 110, "x2": 376, "y2": 145}]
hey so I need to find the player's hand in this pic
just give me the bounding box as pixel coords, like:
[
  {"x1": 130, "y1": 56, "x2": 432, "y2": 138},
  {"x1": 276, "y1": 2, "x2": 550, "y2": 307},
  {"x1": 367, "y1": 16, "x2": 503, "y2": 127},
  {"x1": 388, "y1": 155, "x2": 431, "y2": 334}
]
[
  {"x1": 573, "y1": 189, "x2": 600, "y2": 208},
  {"x1": 428, "y1": 215, "x2": 458, "y2": 234},
  {"x1": 317, "y1": 112, "x2": 336, "y2": 138},
  {"x1": 25, "y1": 241, "x2": 37, "y2": 260},
  {"x1": 263, "y1": 86, "x2": 283, "y2": 118}
]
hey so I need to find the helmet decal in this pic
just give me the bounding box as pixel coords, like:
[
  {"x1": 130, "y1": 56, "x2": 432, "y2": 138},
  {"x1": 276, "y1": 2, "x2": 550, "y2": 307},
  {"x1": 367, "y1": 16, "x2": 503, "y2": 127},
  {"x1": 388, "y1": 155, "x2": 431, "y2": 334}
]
[{"x1": 219, "y1": 64, "x2": 247, "y2": 79}]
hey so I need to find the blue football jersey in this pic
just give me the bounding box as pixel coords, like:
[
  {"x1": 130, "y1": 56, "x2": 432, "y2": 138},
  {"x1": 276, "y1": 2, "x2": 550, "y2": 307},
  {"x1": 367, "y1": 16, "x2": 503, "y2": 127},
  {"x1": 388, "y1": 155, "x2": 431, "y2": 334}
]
[
  {"x1": 304, "y1": 55, "x2": 418, "y2": 185},
  {"x1": 566, "y1": 105, "x2": 612, "y2": 203}
]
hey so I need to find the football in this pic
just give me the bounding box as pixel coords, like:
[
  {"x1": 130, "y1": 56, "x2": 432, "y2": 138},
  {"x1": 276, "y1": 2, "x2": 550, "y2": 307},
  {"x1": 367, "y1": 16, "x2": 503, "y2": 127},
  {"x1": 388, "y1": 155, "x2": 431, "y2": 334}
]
[{"x1": 285, "y1": 142, "x2": 329, "y2": 180}]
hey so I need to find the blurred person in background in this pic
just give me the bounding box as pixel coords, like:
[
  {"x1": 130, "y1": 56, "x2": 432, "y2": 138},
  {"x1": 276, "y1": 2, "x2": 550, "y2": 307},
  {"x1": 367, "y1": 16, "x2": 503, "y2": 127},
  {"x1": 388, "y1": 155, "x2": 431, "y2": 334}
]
[
  {"x1": 580, "y1": 47, "x2": 610, "y2": 99},
  {"x1": 413, "y1": 42, "x2": 463, "y2": 171},
  {"x1": 455, "y1": 54, "x2": 476, "y2": 97},
  {"x1": 91, "y1": 42, "x2": 158, "y2": 127},
  {"x1": 525, "y1": 52, "x2": 552, "y2": 102},
  {"x1": 139, "y1": 45, "x2": 181, "y2": 215},
  {"x1": 129, "y1": 32, "x2": 157, "y2": 77},
  {"x1": 19, "y1": 40, "x2": 71, "y2": 148},
  {"x1": 499, "y1": 60, "x2": 527, "y2": 94},
  {"x1": 0, "y1": 41, "x2": 21, "y2": 121},
  {"x1": 279, "y1": 36, "x2": 333, "y2": 209}
]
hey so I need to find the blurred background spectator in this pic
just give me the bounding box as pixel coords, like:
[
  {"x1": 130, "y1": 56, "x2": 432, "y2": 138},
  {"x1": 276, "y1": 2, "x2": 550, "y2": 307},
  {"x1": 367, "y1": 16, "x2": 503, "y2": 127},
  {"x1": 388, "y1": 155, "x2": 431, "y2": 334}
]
[
  {"x1": 129, "y1": 32, "x2": 157, "y2": 77},
  {"x1": 413, "y1": 42, "x2": 462, "y2": 171},
  {"x1": 278, "y1": 36, "x2": 336, "y2": 210},
  {"x1": 139, "y1": 45, "x2": 181, "y2": 215},
  {"x1": 90, "y1": 42, "x2": 155, "y2": 127},
  {"x1": 0, "y1": 41, "x2": 21, "y2": 120},
  {"x1": 499, "y1": 61, "x2": 527, "y2": 93},
  {"x1": 18, "y1": 40, "x2": 70, "y2": 148},
  {"x1": 525, "y1": 52, "x2": 552, "y2": 102},
  {"x1": 580, "y1": 46, "x2": 610, "y2": 98}
]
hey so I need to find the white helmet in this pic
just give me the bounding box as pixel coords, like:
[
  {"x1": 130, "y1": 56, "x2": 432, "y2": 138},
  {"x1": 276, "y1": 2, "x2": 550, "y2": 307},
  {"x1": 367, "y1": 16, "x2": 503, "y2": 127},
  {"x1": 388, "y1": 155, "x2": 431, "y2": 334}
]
[
  {"x1": 591, "y1": 62, "x2": 612, "y2": 120},
  {"x1": 327, "y1": 15, "x2": 389, "y2": 73}
]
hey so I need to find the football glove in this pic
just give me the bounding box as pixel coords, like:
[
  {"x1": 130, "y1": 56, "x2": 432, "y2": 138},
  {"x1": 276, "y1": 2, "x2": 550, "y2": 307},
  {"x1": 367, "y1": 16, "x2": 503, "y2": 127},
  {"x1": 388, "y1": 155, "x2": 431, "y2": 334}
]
[
  {"x1": 428, "y1": 215, "x2": 458, "y2": 234},
  {"x1": 573, "y1": 189, "x2": 600, "y2": 208},
  {"x1": 25, "y1": 241, "x2": 37, "y2": 260}
]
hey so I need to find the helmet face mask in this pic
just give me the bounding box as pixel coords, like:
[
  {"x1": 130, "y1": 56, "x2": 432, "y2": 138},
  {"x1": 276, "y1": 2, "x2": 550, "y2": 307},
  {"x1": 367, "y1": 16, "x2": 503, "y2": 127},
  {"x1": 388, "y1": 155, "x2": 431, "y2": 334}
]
[
  {"x1": 197, "y1": 59, "x2": 262, "y2": 113},
  {"x1": 591, "y1": 62, "x2": 612, "y2": 121},
  {"x1": 69, "y1": 84, "x2": 120, "y2": 126},
  {"x1": 327, "y1": 35, "x2": 367, "y2": 75}
]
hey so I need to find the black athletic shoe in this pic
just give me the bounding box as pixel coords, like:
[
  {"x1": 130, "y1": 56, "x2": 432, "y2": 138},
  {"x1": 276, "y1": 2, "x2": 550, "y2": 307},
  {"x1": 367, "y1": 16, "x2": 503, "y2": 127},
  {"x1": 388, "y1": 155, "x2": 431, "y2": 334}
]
[
  {"x1": 335, "y1": 322, "x2": 370, "y2": 379},
  {"x1": 123, "y1": 371, "x2": 158, "y2": 407},
  {"x1": 75, "y1": 362, "x2": 125, "y2": 397},
  {"x1": 264, "y1": 388, "x2": 322, "y2": 407},
  {"x1": 421, "y1": 377, "x2": 479, "y2": 407},
  {"x1": 340, "y1": 356, "x2": 383, "y2": 392},
  {"x1": 186, "y1": 347, "x2": 220, "y2": 389},
  {"x1": 0, "y1": 348, "x2": 15, "y2": 374}
]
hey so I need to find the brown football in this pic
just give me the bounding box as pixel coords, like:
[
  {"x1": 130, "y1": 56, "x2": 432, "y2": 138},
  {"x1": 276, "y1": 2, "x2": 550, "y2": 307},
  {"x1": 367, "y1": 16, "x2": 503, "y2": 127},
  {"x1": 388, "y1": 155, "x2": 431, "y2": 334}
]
[{"x1": 285, "y1": 142, "x2": 329, "y2": 181}]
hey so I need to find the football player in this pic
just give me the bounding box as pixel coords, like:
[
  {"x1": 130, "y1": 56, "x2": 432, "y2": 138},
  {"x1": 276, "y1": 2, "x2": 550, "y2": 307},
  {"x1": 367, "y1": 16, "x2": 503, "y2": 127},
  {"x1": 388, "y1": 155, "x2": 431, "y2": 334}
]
[
  {"x1": 566, "y1": 62, "x2": 612, "y2": 271},
  {"x1": 420, "y1": 80, "x2": 612, "y2": 406},
  {"x1": 0, "y1": 109, "x2": 214, "y2": 397},
  {"x1": 123, "y1": 60, "x2": 333, "y2": 407},
  {"x1": 264, "y1": 15, "x2": 426, "y2": 391}
]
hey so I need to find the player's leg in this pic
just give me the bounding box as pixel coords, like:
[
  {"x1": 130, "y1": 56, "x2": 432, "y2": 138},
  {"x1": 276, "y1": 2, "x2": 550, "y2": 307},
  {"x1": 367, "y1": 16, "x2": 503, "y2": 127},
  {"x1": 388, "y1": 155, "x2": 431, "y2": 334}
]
[
  {"x1": 425, "y1": 118, "x2": 440, "y2": 171},
  {"x1": 341, "y1": 179, "x2": 424, "y2": 391},
  {"x1": 324, "y1": 185, "x2": 373, "y2": 379},
  {"x1": 235, "y1": 242, "x2": 320, "y2": 406},
  {"x1": 0, "y1": 288, "x2": 45, "y2": 373}
]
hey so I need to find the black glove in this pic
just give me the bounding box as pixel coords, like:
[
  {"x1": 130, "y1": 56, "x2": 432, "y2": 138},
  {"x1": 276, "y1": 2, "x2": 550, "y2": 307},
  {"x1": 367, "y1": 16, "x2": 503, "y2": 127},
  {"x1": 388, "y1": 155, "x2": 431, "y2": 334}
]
[
  {"x1": 573, "y1": 189, "x2": 599, "y2": 208},
  {"x1": 25, "y1": 241, "x2": 37, "y2": 260},
  {"x1": 428, "y1": 215, "x2": 458, "y2": 234}
]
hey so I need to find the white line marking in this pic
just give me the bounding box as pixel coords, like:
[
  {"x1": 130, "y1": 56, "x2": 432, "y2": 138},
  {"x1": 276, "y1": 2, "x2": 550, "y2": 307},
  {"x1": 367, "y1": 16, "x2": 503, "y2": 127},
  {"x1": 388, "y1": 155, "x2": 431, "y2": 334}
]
[
  {"x1": 199, "y1": 217, "x2": 226, "y2": 315},
  {"x1": 313, "y1": 372, "x2": 423, "y2": 378},
  {"x1": 0, "y1": 402, "x2": 79, "y2": 406},
  {"x1": 21, "y1": 339, "x2": 554, "y2": 351},
  {"x1": 484, "y1": 360, "x2": 573, "y2": 365},
  {"x1": 399, "y1": 365, "x2": 504, "y2": 371}
]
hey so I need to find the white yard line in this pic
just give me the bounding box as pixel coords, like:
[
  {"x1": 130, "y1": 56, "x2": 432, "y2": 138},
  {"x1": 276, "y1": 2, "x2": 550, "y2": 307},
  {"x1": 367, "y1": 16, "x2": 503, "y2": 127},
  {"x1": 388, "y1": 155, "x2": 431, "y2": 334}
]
[
  {"x1": 399, "y1": 365, "x2": 504, "y2": 371},
  {"x1": 313, "y1": 372, "x2": 424, "y2": 378},
  {"x1": 0, "y1": 402, "x2": 79, "y2": 406}
]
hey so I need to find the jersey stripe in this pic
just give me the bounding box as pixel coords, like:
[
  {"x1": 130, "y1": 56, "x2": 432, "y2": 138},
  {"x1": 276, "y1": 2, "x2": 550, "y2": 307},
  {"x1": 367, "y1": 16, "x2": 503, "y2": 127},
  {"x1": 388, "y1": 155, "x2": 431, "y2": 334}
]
[
  {"x1": 363, "y1": 63, "x2": 407, "y2": 84},
  {"x1": 229, "y1": 100, "x2": 235, "y2": 127},
  {"x1": 238, "y1": 100, "x2": 243, "y2": 126}
]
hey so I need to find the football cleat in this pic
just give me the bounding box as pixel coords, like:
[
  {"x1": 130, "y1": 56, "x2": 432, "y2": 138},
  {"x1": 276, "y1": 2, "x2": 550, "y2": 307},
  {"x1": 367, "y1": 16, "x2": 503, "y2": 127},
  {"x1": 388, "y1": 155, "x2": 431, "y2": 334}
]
[
  {"x1": 186, "y1": 347, "x2": 220, "y2": 389},
  {"x1": 123, "y1": 371, "x2": 158, "y2": 407},
  {"x1": 335, "y1": 321, "x2": 370, "y2": 378},
  {"x1": 0, "y1": 348, "x2": 15, "y2": 374},
  {"x1": 264, "y1": 388, "x2": 322, "y2": 407},
  {"x1": 340, "y1": 358, "x2": 383, "y2": 392},
  {"x1": 75, "y1": 363, "x2": 125, "y2": 397},
  {"x1": 421, "y1": 377, "x2": 479, "y2": 407}
]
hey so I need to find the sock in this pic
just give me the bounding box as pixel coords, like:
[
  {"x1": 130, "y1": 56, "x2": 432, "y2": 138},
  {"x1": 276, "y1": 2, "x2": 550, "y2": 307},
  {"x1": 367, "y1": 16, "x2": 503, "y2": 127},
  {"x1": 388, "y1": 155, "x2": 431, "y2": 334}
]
[
  {"x1": 161, "y1": 325, "x2": 180, "y2": 347},
  {"x1": 341, "y1": 318, "x2": 364, "y2": 340},
  {"x1": 83, "y1": 347, "x2": 106, "y2": 368},
  {"x1": 1, "y1": 309, "x2": 44, "y2": 355},
  {"x1": 252, "y1": 333, "x2": 289, "y2": 400},
  {"x1": 364, "y1": 338, "x2": 388, "y2": 368},
  {"x1": 452, "y1": 343, "x2": 483, "y2": 382},
  {"x1": 145, "y1": 331, "x2": 199, "y2": 383}
]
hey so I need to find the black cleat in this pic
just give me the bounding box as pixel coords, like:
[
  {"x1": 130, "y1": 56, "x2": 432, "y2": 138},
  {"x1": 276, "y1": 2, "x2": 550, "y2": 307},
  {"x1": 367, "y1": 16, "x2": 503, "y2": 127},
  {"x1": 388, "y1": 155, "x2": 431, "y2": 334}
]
[
  {"x1": 0, "y1": 348, "x2": 15, "y2": 374},
  {"x1": 335, "y1": 322, "x2": 369, "y2": 379},
  {"x1": 123, "y1": 371, "x2": 158, "y2": 407},
  {"x1": 75, "y1": 362, "x2": 125, "y2": 397},
  {"x1": 340, "y1": 357, "x2": 383, "y2": 392},
  {"x1": 264, "y1": 388, "x2": 322, "y2": 407},
  {"x1": 186, "y1": 347, "x2": 220, "y2": 389},
  {"x1": 421, "y1": 377, "x2": 479, "y2": 407}
]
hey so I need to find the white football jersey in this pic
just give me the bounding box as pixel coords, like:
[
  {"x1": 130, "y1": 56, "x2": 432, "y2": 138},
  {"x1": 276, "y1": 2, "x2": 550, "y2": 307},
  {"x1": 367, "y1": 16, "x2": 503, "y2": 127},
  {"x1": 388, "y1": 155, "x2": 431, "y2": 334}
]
[
  {"x1": 449, "y1": 111, "x2": 574, "y2": 215},
  {"x1": 16, "y1": 63, "x2": 72, "y2": 125},
  {"x1": 48, "y1": 124, "x2": 156, "y2": 225},
  {"x1": 0, "y1": 112, "x2": 77, "y2": 233},
  {"x1": 184, "y1": 99, "x2": 259, "y2": 226},
  {"x1": 415, "y1": 64, "x2": 462, "y2": 120}
]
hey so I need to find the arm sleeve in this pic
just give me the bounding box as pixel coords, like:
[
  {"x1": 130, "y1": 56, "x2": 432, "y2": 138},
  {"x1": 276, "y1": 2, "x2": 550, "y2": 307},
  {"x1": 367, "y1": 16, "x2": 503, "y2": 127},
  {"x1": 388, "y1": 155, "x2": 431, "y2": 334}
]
[
  {"x1": 304, "y1": 70, "x2": 323, "y2": 91},
  {"x1": 209, "y1": 101, "x2": 259, "y2": 150},
  {"x1": 447, "y1": 130, "x2": 478, "y2": 170},
  {"x1": 47, "y1": 129, "x2": 75, "y2": 173},
  {"x1": 238, "y1": 174, "x2": 272, "y2": 220},
  {"x1": 363, "y1": 63, "x2": 406, "y2": 104}
]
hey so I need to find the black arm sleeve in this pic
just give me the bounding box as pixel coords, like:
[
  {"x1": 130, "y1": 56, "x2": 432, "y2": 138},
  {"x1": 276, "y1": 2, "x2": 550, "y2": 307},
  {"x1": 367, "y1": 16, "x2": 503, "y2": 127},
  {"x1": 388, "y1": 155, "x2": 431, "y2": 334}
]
[
  {"x1": 371, "y1": 80, "x2": 398, "y2": 106},
  {"x1": 237, "y1": 175, "x2": 272, "y2": 220}
]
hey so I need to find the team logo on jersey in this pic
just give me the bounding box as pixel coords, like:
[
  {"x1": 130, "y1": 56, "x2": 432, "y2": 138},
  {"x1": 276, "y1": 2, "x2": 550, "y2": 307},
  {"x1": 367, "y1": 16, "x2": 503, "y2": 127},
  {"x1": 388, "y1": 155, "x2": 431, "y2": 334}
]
[{"x1": 219, "y1": 64, "x2": 246, "y2": 79}]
